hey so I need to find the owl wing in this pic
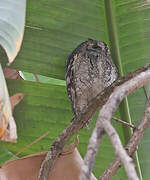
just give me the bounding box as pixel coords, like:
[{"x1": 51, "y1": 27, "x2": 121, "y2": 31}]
[
  {"x1": 66, "y1": 55, "x2": 77, "y2": 115},
  {"x1": 66, "y1": 41, "x2": 89, "y2": 116}
]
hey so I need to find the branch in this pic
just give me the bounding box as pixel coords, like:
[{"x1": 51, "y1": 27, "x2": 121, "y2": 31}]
[
  {"x1": 99, "y1": 98, "x2": 150, "y2": 180},
  {"x1": 38, "y1": 63, "x2": 150, "y2": 180},
  {"x1": 81, "y1": 65, "x2": 150, "y2": 180},
  {"x1": 102, "y1": 121, "x2": 138, "y2": 180},
  {"x1": 112, "y1": 117, "x2": 135, "y2": 129}
]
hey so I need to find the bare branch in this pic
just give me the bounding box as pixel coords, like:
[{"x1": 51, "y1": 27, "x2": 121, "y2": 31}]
[
  {"x1": 99, "y1": 98, "x2": 150, "y2": 180},
  {"x1": 38, "y1": 63, "x2": 150, "y2": 180},
  {"x1": 81, "y1": 65, "x2": 150, "y2": 180},
  {"x1": 112, "y1": 117, "x2": 135, "y2": 129},
  {"x1": 102, "y1": 121, "x2": 138, "y2": 180}
]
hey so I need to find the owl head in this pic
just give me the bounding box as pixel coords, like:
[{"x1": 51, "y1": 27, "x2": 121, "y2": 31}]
[{"x1": 87, "y1": 38, "x2": 110, "y2": 56}]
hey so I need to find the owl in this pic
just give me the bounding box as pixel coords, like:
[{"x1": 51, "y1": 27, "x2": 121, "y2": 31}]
[{"x1": 66, "y1": 39, "x2": 118, "y2": 127}]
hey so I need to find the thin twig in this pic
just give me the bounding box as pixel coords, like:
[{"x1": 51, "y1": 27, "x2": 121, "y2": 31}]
[
  {"x1": 143, "y1": 86, "x2": 149, "y2": 99},
  {"x1": 38, "y1": 63, "x2": 150, "y2": 180},
  {"x1": 112, "y1": 116, "x2": 135, "y2": 129},
  {"x1": 99, "y1": 98, "x2": 150, "y2": 180},
  {"x1": 10, "y1": 131, "x2": 49, "y2": 160}
]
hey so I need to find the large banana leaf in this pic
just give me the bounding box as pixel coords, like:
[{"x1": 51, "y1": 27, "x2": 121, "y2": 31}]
[
  {"x1": 0, "y1": 0, "x2": 26, "y2": 64},
  {"x1": 1, "y1": 0, "x2": 106, "y2": 79},
  {"x1": 0, "y1": 0, "x2": 150, "y2": 179},
  {"x1": 1, "y1": 79, "x2": 126, "y2": 179}
]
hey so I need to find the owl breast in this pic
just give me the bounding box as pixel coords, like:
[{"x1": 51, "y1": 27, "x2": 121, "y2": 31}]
[{"x1": 66, "y1": 39, "x2": 118, "y2": 118}]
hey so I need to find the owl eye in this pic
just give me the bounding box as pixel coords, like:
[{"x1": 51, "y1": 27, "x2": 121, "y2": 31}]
[{"x1": 92, "y1": 44, "x2": 102, "y2": 50}]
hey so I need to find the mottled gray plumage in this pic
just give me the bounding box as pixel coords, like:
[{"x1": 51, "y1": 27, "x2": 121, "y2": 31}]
[{"x1": 66, "y1": 39, "x2": 118, "y2": 127}]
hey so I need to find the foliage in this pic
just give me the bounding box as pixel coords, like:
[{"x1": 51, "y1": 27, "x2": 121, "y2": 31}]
[{"x1": 0, "y1": 0, "x2": 150, "y2": 179}]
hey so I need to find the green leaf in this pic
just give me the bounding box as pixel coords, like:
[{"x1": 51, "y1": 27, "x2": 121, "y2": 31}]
[
  {"x1": 4, "y1": 0, "x2": 107, "y2": 79},
  {"x1": 1, "y1": 0, "x2": 150, "y2": 179},
  {"x1": 109, "y1": 1, "x2": 150, "y2": 179},
  {"x1": 0, "y1": 79, "x2": 126, "y2": 179},
  {"x1": 0, "y1": 146, "x2": 14, "y2": 165},
  {"x1": 0, "y1": 0, "x2": 26, "y2": 63}
]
